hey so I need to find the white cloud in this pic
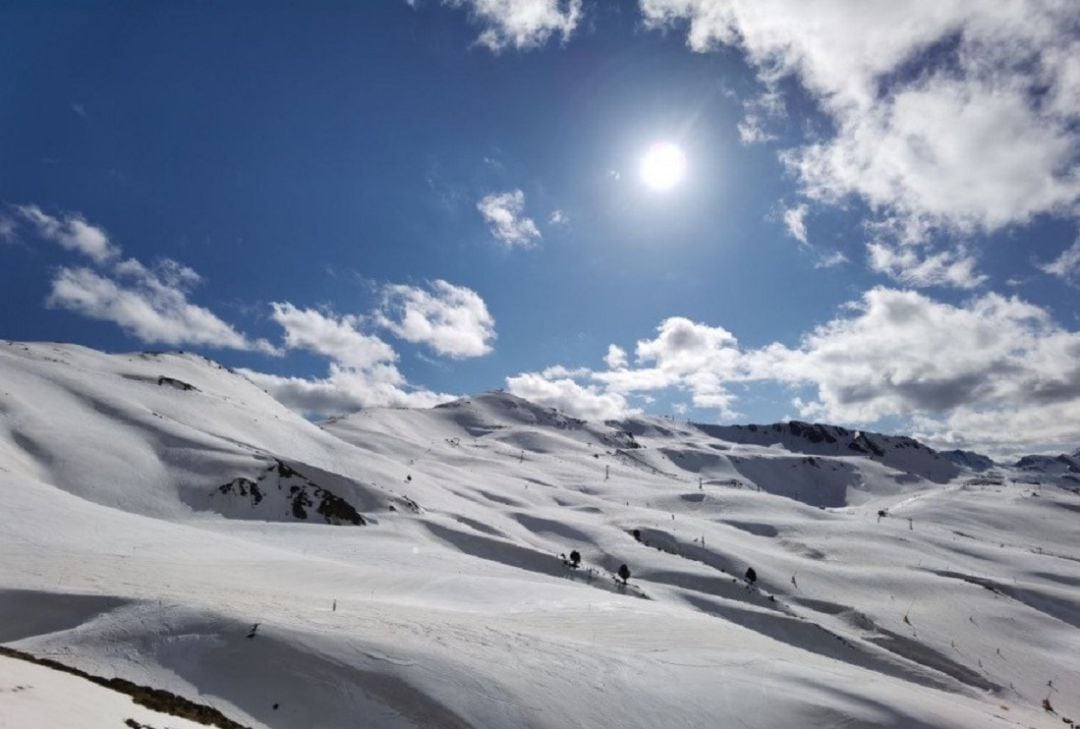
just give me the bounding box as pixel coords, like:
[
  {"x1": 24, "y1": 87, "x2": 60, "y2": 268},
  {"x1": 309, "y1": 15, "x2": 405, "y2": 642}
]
[
  {"x1": 251, "y1": 299, "x2": 460, "y2": 417},
  {"x1": 782, "y1": 203, "x2": 808, "y2": 245},
  {"x1": 509, "y1": 287, "x2": 1080, "y2": 455},
  {"x1": 477, "y1": 190, "x2": 542, "y2": 248},
  {"x1": 541, "y1": 364, "x2": 591, "y2": 379},
  {"x1": 765, "y1": 287, "x2": 1080, "y2": 455},
  {"x1": 642, "y1": 1, "x2": 1080, "y2": 282},
  {"x1": 241, "y1": 364, "x2": 453, "y2": 416},
  {"x1": 604, "y1": 344, "x2": 628, "y2": 369},
  {"x1": 18, "y1": 205, "x2": 120, "y2": 263},
  {"x1": 446, "y1": 0, "x2": 583, "y2": 52},
  {"x1": 0, "y1": 216, "x2": 15, "y2": 242},
  {"x1": 737, "y1": 88, "x2": 784, "y2": 144},
  {"x1": 785, "y1": 74, "x2": 1080, "y2": 233},
  {"x1": 780, "y1": 203, "x2": 849, "y2": 268},
  {"x1": 549, "y1": 209, "x2": 569, "y2": 225},
  {"x1": 377, "y1": 279, "x2": 496, "y2": 358},
  {"x1": 814, "y1": 250, "x2": 848, "y2": 269},
  {"x1": 867, "y1": 241, "x2": 986, "y2": 289},
  {"x1": 505, "y1": 372, "x2": 636, "y2": 421},
  {"x1": 757, "y1": 288, "x2": 1053, "y2": 419},
  {"x1": 1039, "y1": 236, "x2": 1080, "y2": 285},
  {"x1": 47, "y1": 260, "x2": 277, "y2": 354},
  {"x1": 271, "y1": 302, "x2": 396, "y2": 369},
  {"x1": 737, "y1": 120, "x2": 774, "y2": 145}
]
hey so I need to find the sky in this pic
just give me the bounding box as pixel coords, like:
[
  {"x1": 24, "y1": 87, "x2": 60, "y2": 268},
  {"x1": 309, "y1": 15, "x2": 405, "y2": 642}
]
[{"x1": 1, "y1": 1, "x2": 1079, "y2": 457}]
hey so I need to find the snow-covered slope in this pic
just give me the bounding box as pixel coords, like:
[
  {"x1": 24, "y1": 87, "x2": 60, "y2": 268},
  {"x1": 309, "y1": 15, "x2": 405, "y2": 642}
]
[{"x1": 1, "y1": 341, "x2": 1078, "y2": 728}]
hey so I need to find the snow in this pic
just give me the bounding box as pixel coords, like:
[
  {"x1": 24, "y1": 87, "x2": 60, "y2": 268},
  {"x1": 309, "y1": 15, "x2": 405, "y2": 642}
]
[
  {"x1": 0, "y1": 654, "x2": 210, "y2": 729},
  {"x1": 1, "y1": 341, "x2": 1078, "y2": 728}
]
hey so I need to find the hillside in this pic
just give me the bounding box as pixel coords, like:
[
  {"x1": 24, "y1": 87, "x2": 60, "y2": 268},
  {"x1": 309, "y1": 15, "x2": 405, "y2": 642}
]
[{"x1": 1, "y1": 341, "x2": 1078, "y2": 728}]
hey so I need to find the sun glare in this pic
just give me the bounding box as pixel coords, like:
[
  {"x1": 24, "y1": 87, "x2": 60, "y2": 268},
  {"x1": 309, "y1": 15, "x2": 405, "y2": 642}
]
[{"x1": 640, "y1": 141, "x2": 687, "y2": 191}]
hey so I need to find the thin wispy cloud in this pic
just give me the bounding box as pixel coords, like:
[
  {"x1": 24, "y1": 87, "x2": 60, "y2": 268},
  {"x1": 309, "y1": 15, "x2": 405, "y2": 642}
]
[
  {"x1": 782, "y1": 203, "x2": 808, "y2": 246},
  {"x1": 867, "y1": 241, "x2": 986, "y2": 290},
  {"x1": 17, "y1": 205, "x2": 119, "y2": 263},
  {"x1": 477, "y1": 189, "x2": 542, "y2": 248},
  {"x1": 0, "y1": 216, "x2": 16, "y2": 243},
  {"x1": 1039, "y1": 236, "x2": 1080, "y2": 286}
]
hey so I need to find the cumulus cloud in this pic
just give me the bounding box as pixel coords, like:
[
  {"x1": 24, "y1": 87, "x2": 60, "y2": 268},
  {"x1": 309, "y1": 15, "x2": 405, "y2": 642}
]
[
  {"x1": 768, "y1": 287, "x2": 1080, "y2": 455},
  {"x1": 604, "y1": 344, "x2": 628, "y2": 369},
  {"x1": 477, "y1": 190, "x2": 542, "y2": 248},
  {"x1": 241, "y1": 363, "x2": 453, "y2": 415},
  {"x1": 505, "y1": 372, "x2": 636, "y2": 421},
  {"x1": 446, "y1": 0, "x2": 582, "y2": 52},
  {"x1": 271, "y1": 302, "x2": 396, "y2": 369},
  {"x1": 248, "y1": 280, "x2": 495, "y2": 417},
  {"x1": 759, "y1": 288, "x2": 1059, "y2": 420},
  {"x1": 47, "y1": 260, "x2": 277, "y2": 354},
  {"x1": 785, "y1": 73, "x2": 1080, "y2": 233},
  {"x1": 377, "y1": 279, "x2": 496, "y2": 358},
  {"x1": 509, "y1": 287, "x2": 1080, "y2": 455},
  {"x1": 18, "y1": 205, "x2": 120, "y2": 263},
  {"x1": 642, "y1": 1, "x2": 1080, "y2": 284},
  {"x1": 510, "y1": 317, "x2": 744, "y2": 420},
  {"x1": 251, "y1": 301, "x2": 458, "y2": 416},
  {"x1": 1039, "y1": 236, "x2": 1080, "y2": 285}
]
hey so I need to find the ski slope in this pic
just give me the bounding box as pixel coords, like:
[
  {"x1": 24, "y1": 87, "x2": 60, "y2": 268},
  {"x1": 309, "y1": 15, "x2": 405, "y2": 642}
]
[{"x1": 1, "y1": 341, "x2": 1078, "y2": 728}]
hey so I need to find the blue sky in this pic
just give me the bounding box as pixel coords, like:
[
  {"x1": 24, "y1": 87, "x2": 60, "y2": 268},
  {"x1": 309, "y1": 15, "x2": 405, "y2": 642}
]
[{"x1": 2, "y1": 1, "x2": 1079, "y2": 456}]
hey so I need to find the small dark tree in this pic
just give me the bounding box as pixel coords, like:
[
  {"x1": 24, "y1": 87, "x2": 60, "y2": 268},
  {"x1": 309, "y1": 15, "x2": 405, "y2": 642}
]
[
  {"x1": 618, "y1": 563, "x2": 631, "y2": 585},
  {"x1": 745, "y1": 567, "x2": 757, "y2": 585},
  {"x1": 569, "y1": 550, "x2": 581, "y2": 568},
  {"x1": 632, "y1": 529, "x2": 641, "y2": 542}
]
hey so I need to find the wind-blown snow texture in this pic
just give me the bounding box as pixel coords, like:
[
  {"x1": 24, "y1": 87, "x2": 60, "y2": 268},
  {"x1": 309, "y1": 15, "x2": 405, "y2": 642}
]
[{"x1": 1, "y1": 341, "x2": 1078, "y2": 728}]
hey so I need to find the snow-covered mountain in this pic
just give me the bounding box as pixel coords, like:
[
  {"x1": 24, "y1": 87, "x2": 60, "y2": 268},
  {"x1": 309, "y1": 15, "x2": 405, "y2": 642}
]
[
  {"x1": 1, "y1": 341, "x2": 1078, "y2": 728},
  {"x1": 939, "y1": 449, "x2": 997, "y2": 473},
  {"x1": 1013, "y1": 452, "x2": 1080, "y2": 488}
]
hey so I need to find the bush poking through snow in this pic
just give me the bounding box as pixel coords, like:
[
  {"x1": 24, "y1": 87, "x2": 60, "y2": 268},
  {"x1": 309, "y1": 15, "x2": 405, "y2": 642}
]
[
  {"x1": 745, "y1": 567, "x2": 757, "y2": 585},
  {"x1": 569, "y1": 550, "x2": 581, "y2": 568},
  {"x1": 617, "y1": 563, "x2": 631, "y2": 585}
]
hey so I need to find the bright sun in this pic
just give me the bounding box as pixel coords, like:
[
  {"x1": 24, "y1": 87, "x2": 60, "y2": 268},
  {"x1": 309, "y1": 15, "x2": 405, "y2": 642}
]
[{"x1": 640, "y1": 141, "x2": 687, "y2": 191}]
